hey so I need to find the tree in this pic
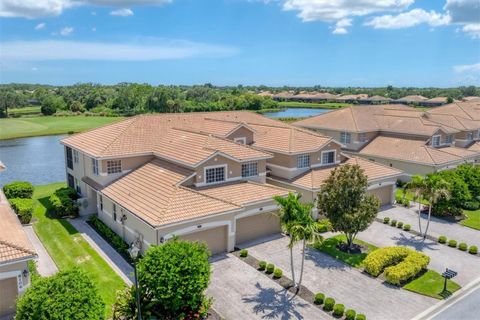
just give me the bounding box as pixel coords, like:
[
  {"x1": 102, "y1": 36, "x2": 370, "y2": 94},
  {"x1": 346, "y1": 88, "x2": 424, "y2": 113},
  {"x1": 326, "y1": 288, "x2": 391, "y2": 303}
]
[
  {"x1": 0, "y1": 90, "x2": 25, "y2": 118},
  {"x1": 16, "y1": 268, "x2": 104, "y2": 320},
  {"x1": 318, "y1": 164, "x2": 380, "y2": 250},
  {"x1": 422, "y1": 175, "x2": 450, "y2": 239},
  {"x1": 70, "y1": 100, "x2": 85, "y2": 112},
  {"x1": 41, "y1": 95, "x2": 66, "y2": 115},
  {"x1": 405, "y1": 175, "x2": 426, "y2": 234}
]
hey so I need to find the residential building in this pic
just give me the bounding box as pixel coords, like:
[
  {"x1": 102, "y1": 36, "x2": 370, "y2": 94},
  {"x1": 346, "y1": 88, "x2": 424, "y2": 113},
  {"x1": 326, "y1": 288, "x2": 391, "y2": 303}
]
[
  {"x1": 294, "y1": 102, "x2": 480, "y2": 177},
  {"x1": 61, "y1": 111, "x2": 401, "y2": 255},
  {"x1": 394, "y1": 95, "x2": 428, "y2": 105}
]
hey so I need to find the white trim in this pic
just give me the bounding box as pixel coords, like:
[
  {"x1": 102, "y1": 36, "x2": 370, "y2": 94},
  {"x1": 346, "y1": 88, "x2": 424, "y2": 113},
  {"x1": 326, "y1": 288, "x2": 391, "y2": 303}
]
[
  {"x1": 203, "y1": 164, "x2": 227, "y2": 185},
  {"x1": 320, "y1": 149, "x2": 337, "y2": 165},
  {"x1": 267, "y1": 163, "x2": 298, "y2": 172},
  {"x1": 0, "y1": 270, "x2": 21, "y2": 281},
  {"x1": 234, "y1": 205, "x2": 278, "y2": 221},
  {"x1": 311, "y1": 160, "x2": 341, "y2": 168},
  {"x1": 0, "y1": 256, "x2": 36, "y2": 267},
  {"x1": 163, "y1": 220, "x2": 232, "y2": 240},
  {"x1": 194, "y1": 176, "x2": 242, "y2": 188},
  {"x1": 431, "y1": 134, "x2": 441, "y2": 147},
  {"x1": 234, "y1": 137, "x2": 247, "y2": 144}
]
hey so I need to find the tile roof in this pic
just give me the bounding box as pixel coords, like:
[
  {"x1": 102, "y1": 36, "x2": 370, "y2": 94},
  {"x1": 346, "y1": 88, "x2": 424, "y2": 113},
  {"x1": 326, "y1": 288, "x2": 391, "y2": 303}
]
[
  {"x1": 395, "y1": 95, "x2": 428, "y2": 102},
  {"x1": 468, "y1": 142, "x2": 480, "y2": 152},
  {"x1": 272, "y1": 157, "x2": 402, "y2": 190}
]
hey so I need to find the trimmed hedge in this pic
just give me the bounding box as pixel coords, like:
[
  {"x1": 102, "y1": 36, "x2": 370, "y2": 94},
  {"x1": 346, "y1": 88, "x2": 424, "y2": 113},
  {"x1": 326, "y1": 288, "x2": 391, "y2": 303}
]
[
  {"x1": 3, "y1": 181, "x2": 34, "y2": 199},
  {"x1": 240, "y1": 249, "x2": 248, "y2": 257},
  {"x1": 258, "y1": 261, "x2": 267, "y2": 270},
  {"x1": 87, "y1": 215, "x2": 129, "y2": 259},
  {"x1": 333, "y1": 304, "x2": 345, "y2": 317},
  {"x1": 469, "y1": 246, "x2": 478, "y2": 254},
  {"x1": 438, "y1": 236, "x2": 447, "y2": 244},
  {"x1": 273, "y1": 268, "x2": 282, "y2": 278},
  {"x1": 346, "y1": 309, "x2": 356, "y2": 320},
  {"x1": 390, "y1": 219, "x2": 397, "y2": 226},
  {"x1": 314, "y1": 293, "x2": 325, "y2": 305},
  {"x1": 364, "y1": 247, "x2": 430, "y2": 285},
  {"x1": 9, "y1": 198, "x2": 34, "y2": 224},
  {"x1": 356, "y1": 314, "x2": 366, "y2": 320},
  {"x1": 448, "y1": 240, "x2": 457, "y2": 248},
  {"x1": 403, "y1": 224, "x2": 411, "y2": 231},
  {"x1": 266, "y1": 263, "x2": 275, "y2": 274},
  {"x1": 463, "y1": 201, "x2": 480, "y2": 210},
  {"x1": 396, "y1": 221, "x2": 403, "y2": 228},
  {"x1": 323, "y1": 298, "x2": 335, "y2": 312},
  {"x1": 383, "y1": 217, "x2": 390, "y2": 224},
  {"x1": 49, "y1": 187, "x2": 79, "y2": 217},
  {"x1": 458, "y1": 243, "x2": 468, "y2": 251}
]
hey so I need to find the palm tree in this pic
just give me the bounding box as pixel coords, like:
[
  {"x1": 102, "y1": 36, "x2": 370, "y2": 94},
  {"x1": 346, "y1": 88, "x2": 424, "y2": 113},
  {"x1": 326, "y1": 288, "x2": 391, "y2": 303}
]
[
  {"x1": 422, "y1": 176, "x2": 450, "y2": 239},
  {"x1": 405, "y1": 175, "x2": 426, "y2": 234}
]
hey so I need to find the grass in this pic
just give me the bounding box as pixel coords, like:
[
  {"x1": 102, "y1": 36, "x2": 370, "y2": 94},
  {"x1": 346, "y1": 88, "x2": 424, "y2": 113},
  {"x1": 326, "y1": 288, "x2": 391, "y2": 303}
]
[
  {"x1": 8, "y1": 106, "x2": 42, "y2": 116},
  {"x1": 404, "y1": 270, "x2": 461, "y2": 299},
  {"x1": 277, "y1": 101, "x2": 351, "y2": 109},
  {"x1": 395, "y1": 188, "x2": 430, "y2": 205},
  {"x1": 314, "y1": 234, "x2": 378, "y2": 268},
  {"x1": 0, "y1": 116, "x2": 122, "y2": 140},
  {"x1": 461, "y1": 209, "x2": 480, "y2": 230},
  {"x1": 32, "y1": 183, "x2": 125, "y2": 318}
]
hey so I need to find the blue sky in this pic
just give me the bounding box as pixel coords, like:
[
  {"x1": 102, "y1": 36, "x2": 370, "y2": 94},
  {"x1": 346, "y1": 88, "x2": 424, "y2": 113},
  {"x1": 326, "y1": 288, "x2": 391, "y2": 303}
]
[{"x1": 0, "y1": 0, "x2": 479, "y2": 87}]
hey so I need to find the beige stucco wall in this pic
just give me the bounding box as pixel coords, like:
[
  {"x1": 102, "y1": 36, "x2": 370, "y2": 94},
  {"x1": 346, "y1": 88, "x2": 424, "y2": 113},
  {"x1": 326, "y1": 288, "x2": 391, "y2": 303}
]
[
  {"x1": 195, "y1": 156, "x2": 266, "y2": 185},
  {"x1": 357, "y1": 154, "x2": 435, "y2": 177},
  {"x1": 226, "y1": 126, "x2": 255, "y2": 145}
]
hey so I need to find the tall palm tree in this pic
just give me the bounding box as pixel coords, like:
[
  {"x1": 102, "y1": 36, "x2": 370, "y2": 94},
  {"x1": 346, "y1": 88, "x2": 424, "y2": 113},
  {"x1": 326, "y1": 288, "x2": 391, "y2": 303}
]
[
  {"x1": 422, "y1": 176, "x2": 450, "y2": 239},
  {"x1": 405, "y1": 175, "x2": 426, "y2": 234}
]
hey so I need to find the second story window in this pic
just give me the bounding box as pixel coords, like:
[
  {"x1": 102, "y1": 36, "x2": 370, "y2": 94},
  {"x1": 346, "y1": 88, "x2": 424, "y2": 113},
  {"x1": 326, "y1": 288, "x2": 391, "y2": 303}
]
[
  {"x1": 432, "y1": 135, "x2": 441, "y2": 147},
  {"x1": 234, "y1": 137, "x2": 247, "y2": 144},
  {"x1": 242, "y1": 162, "x2": 258, "y2": 177},
  {"x1": 113, "y1": 204, "x2": 117, "y2": 221},
  {"x1": 107, "y1": 160, "x2": 122, "y2": 174},
  {"x1": 467, "y1": 132, "x2": 474, "y2": 141},
  {"x1": 322, "y1": 151, "x2": 335, "y2": 165},
  {"x1": 340, "y1": 132, "x2": 351, "y2": 144},
  {"x1": 99, "y1": 195, "x2": 103, "y2": 211},
  {"x1": 205, "y1": 166, "x2": 225, "y2": 184},
  {"x1": 445, "y1": 135, "x2": 454, "y2": 144},
  {"x1": 73, "y1": 150, "x2": 79, "y2": 163},
  {"x1": 66, "y1": 147, "x2": 73, "y2": 170},
  {"x1": 297, "y1": 154, "x2": 310, "y2": 168},
  {"x1": 92, "y1": 159, "x2": 99, "y2": 175},
  {"x1": 358, "y1": 133, "x2": 367, "y2": 143}
]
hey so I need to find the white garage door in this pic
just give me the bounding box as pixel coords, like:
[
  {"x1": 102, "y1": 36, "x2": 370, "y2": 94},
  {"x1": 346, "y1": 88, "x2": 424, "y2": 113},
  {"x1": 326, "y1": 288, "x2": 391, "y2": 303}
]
[
  {"x1": 180, "y1": 225, "x2": 228, "y2": 255},
  {"x1": 236, "y1": 212, "x2": 281, "y2": 245},
  {"x1": 368, "y1": 185, "x2": 393, "y2": 206}
]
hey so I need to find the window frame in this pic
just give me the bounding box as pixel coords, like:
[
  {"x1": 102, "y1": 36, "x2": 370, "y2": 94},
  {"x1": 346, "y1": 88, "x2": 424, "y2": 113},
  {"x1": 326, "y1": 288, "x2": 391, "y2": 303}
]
[
  {"x1": 358, "y1": 133, "x2": 367, "y2": 143},
  {"x1": 204, "y1": 165, "x2": 227, "y2": 184},
  {"x1": 321, "y1": 150, "x2": 336, "y2": 165},
  {"x1": 73, "y1": 150, "x2": 79, "y2": 164},
  {"x1": 297, "y1": 154, "x2": 310, "y2": 168},
  {"x1": 107, "y1": 160, "x2": 122, "y2": 175},
  {"x1": 340, "y1": 132, "x2": 352, "y2": 144},
  {"x1": 432, "y1": 135, "x2": 441, "y2": 147},
  {"x1": 92, "y1": 159, "x2": 99, "y2": 175},
  {"x1": 113, "y1": 203, "x2": 117, "y2": 221},
  {"x1": 241, "y1": 162, "x2": 258, "y2": 178},
  {"x1": 99, "y1": 195, "x2": 103, "y2": 211},
  {"x1": 445, "y1": 134, "x2": 454, "y2": 144},
  {"x1": 234, "y1": 137, "x2": 247, "y2": 145},
  {"x1": 66, "y1": 147, "x2": 73, "y2": 170}
]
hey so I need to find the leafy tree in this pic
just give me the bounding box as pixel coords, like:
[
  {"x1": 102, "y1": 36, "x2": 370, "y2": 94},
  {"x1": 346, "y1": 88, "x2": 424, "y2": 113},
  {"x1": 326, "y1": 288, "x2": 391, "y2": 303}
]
[
  {"x1": 422, "y1": 175, "x2": 450, "y2": 239},
  {"x1": 0, "y1": 90, "x2": 25, "y2": 117},
  {"x1": 16, "y1": 268, "x2": 105, "y2": 320},
  {"x1": 41, "y1": 95, "x2": 66, "y2": 115},
  {"x1": 70, "y1": 100, "x2": 85, "y2": 112},
  {"x1": 318, "y1": 164, "x2": 380, "y2": 249},
  {"x1": 405, "y1": 175, "x2": 426, "y2": 234}
]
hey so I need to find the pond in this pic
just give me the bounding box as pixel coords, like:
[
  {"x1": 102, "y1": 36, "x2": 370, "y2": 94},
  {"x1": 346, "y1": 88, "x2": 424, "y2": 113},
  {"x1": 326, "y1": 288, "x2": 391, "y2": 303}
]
[
  {"x1": 262, "y1": 108, "x2": 331, "y2": 118},
  {"x1": 0, "y1": 135, "x2": 66, "y2": 186}
]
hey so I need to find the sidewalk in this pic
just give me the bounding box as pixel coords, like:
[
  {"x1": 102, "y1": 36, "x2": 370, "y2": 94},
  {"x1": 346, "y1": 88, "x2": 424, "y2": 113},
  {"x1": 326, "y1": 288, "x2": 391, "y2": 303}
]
[
  {"x1": 68, "y1": 217, "x2": 134, "y2": 286},
  {"x1": 23, "y1": 225, "x2": 58, "y2": 276}
]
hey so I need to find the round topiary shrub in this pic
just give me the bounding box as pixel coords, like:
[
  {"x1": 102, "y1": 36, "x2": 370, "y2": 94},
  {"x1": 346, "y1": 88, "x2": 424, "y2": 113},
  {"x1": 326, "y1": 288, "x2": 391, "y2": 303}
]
[
  {"x1": 396, "y1": 221, "x2": 404, "y2": 228},
  {"x1": 314, "y1": 293, "x2": 325, "y2": 305},
  {"x1": 323, "y1": 297, "x2": 335, "y2": 312},
  {"x1": 3, "y1": 181, "x2": 34, "y2": 199},
  {"x1": 346, "y1": 309, "x2": 356, "y2": 320},
  {"x1": 390, "y1": 219, "x2": 397, "y2": 226},
  {"x1": 266, "y1": 263, "x2": 275, "y2": 274},
  {"x1": 458, "y1": 243, "x2": 468, "y2": 251},
  {"x1": 403, "y1": 224, "x2": 411, "y2": 231},
  {"x1": 240, "y1": 249, "x2": 248, "y2": 257},
  {"x1": 462, "y1": 201, "x2": 480, "y2": 211},
  {"x1": 383, "y1": 217, "x2": 390, "y2": 224},
  {"x1": 273, "y1": 268, "x2": 282, "y2": 278},
  {"x1": 333, "y1": 304, "x2": 345, "y2": 318},
  {"x1": 258, "y1": 260, "x2": 267, "y2": 270},
  {"x1": 469, "y1": 246, "x2": 478, "y2": 255},
  {"x1": 448, "y1": 239, "x2": 457, "y2": 248},
  {"x1": 356, "y1": 314, "x2": 366, "y2": 320},
  {"x1": 438, "y1": 236, "x2": 447, "y2": 244}
]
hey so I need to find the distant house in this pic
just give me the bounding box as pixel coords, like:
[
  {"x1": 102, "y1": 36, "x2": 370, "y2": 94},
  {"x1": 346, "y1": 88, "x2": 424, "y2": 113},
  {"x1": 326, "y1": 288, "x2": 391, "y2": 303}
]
[
  {"x1": 257, "y1": 91, "x2": 273, "y2": 97},
  {"x1": 394, "y1": 95, "x2": 428, "y2": 105},
  {"x1": 420, "y1": 97, "x2": 449, "y2": 107},
  {"x1": 335, "y1": 94, "x2": 368, "y2": 103},
  {"x1": 358, "y1": 95, "x2": 393, "y2": 105},
  {"x1": 272, "y1": 91, "x2": 295, "y2": 101}
]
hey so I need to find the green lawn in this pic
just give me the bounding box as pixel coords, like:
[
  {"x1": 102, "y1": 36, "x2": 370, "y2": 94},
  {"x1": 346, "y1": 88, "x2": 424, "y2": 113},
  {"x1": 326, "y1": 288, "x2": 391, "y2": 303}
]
[
  {"x1": 32, "y1": 183, "x2": 125, "y2": 318},
  {"x1": 277, "y1": 101, "x2": 351, "y2": 109},
  {"x1": 395, "y1": 188, "x2": 430, "y2": 205},
  {"x1": 8, "y1": 106, "x2": 42, "y2": 116},
  {"x1": 314, "y1": 234, "x2": 378, "y2": 268},
  {"x1": 404, "y1": 270, "x2": 461, "y2": 299},
  {"x1": 0, "y1": 116, "x2": 122, "y2": 140},
  {"x1": 461, "y1": 209, "x2": 480, "y2": 230}
]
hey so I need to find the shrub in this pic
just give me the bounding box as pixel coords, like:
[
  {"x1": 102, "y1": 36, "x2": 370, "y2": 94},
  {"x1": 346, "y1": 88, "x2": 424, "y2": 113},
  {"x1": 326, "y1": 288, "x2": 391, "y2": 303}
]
[
  {"x1": 390, "y1": 219, "x2": 397, "y2": 226},
  {"x1": 323, "y1": 298, "x2": 335, "y2": 312},
  {"x1": 266, "y1": 263, "x2": 275, "y2": 274},
  {"x1": 16, "y1": 268, "x2": 104, "y2": 320},
  {"x1": 9, "y1": 198, "x2": 34, "y2": 224},
  {"x1": 3, "y1": 181, "x2": 34, "y2": 199},
  {"x1": 346, "y1": 309, "x2": 356, "y2": 320},
  {"x1": 333, "y1": 304, "x2": 345, "y2": 317},
  {"x1": 458, "y1": 243, "x2": 468, "y2": 251},
  {"x1": 356, "y1": 314, "x2": 366, "y2": 320},
  {"x1": 317, "y1": 218, "x2": 333, "y2": 233},
  {"x1": 49, "y1": 187, "x2": 78, "y2": 217},
  {"x1": 396, "y1": 221, "x2": 404, "y2": 228},
  {"x1": 438, "y1": 236, "x2": 447, "y2": 244},
  {"x1": 240, "y1": 249, "x2": 248, "y2": 257},
  {"x1": 462, "y1": 201, "x2": 480, "y2": 210},
  {"x1": 448, "y1": 240, "x2": 457, "y2": 248},
  {"x1": 363, "y1": 247, "x2": 430, "y2": 285},
  {"x1": 273, "y1": 268, "x2": 282, "y2": 278},
  {"x1": 383, "y1": 217, "x2": 390, "y2": 224},
  {"x1": 87, "y1": 215, "x2": 129, "y2": 258},
  {"x1": 258, "y1": 260, "x2": 267, "y2": 270},
  {"x1": 403, "y1": 224, "x2": 411, "y2": 231},
  {"x1": 469, "y1": 246, "x2": 478, "y2": 254},
  {"x1": 314, "y1": 293, "x2": 325, "y2": 305}
]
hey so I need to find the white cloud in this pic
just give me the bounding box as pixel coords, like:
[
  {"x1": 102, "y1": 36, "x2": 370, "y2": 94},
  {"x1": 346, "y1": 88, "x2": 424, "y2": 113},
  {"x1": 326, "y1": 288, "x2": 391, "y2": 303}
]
[
  {"x1": 365, "y1": 9, "x2": 450, "y2": 29},
  {"x1": 92, "y1": 27, "x2": 97, "y2": 31},
  {"x1": 332, "y1": 19, "x2": 351, "y2": 34},
  {"x1": 462, "y1": 23, "x2": 480, "y2": 38},
  {"x1": 59, "y1": 26, "x2": 74, "y2": 36},
  {"x1": 444, "y1": 0, "x2": 480, "y2": 38},
  {"x1": 35, "y1": 22, "x2": 46, "y2": 30},
  {"x1": 0, "y1": 39, "x2": 238, "y2": 61},
  {"x1": 110, "y1": 8, "x2": 133, "y2": 16},
  {"x1": 0, "y1": 0, "x2": 171, "y2": 18},
  {"x1": 453, "y1": 62, "x2": 480, "y2": 73}
]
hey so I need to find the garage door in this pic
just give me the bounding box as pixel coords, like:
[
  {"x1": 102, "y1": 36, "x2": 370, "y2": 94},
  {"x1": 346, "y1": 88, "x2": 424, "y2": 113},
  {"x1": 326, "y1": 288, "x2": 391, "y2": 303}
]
[
  {"x1": 236, "y1": 212, "x2": 281, "y2": 245},
  {"x1": 368, "y1": 185, "x2": 393, "y2": 206},
  {"x1": 180, "y1": 226, "x2": 228, "y2": 255},
  {"x1": 0, "y1": 277, "x2": 18, "y2": 318}
]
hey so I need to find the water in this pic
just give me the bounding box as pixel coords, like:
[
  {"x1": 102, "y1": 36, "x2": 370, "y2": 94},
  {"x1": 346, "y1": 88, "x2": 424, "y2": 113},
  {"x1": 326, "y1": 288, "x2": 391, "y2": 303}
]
[
  {"x1": 0, "y1": 135, "x2": 66, "y2": 186},
  {"x1": 262, "y1": 108, "x2": 331, "y2": 118}
]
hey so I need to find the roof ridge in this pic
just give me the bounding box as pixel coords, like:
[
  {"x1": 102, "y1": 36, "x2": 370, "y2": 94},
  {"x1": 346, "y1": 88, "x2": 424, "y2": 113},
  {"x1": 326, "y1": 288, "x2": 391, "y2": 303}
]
[
  {"x1": 99, "y1": 117, "x2": 139, "y2": 155},
  {"x1": 350, "y1": 107, "x2": 360, "y2": 132},
  {"x1": 0, "y1": 239, "x2": 36, "y2": 257},
  {"x1": 244, "y1": 180, "x2": 293, "y2": 192},
  {"x1": 179, "y1": 185, "x2": 242, "y2": 208}
]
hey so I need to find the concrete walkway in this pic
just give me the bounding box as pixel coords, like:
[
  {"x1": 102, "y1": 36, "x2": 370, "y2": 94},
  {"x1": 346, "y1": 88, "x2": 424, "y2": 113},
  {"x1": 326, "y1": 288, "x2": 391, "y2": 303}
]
[
  {"x1": 68, "y1": 217, "x2": 133, "y2": 285},
  {"x1": 23, "y1": 225, "x2": 58, "y2": 276},
  {"x1": 378, "y1": 206, "x2": 480, "y2": 246}
]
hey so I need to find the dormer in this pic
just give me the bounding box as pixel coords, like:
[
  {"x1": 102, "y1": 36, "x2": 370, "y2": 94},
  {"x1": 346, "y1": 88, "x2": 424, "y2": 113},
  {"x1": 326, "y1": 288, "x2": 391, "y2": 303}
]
[
  {"x1": 430, "y1": 128, "x2": 454, "y2": 148},
  {"x1": 226, "y1": 123, "x2": 256, "y2": 145}
]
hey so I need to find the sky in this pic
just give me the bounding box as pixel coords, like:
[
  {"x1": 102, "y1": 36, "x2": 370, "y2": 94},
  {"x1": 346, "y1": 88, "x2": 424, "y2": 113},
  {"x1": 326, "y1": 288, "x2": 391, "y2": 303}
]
[{"x1": 0, "y1": 0, "x2": 479, "y2": 87}]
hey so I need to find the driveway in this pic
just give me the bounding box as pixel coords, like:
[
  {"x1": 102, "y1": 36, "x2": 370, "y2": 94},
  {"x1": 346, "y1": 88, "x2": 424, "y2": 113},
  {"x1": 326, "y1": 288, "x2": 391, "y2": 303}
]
[
  {"x1": 207, "y1": 253, "x2": 329, "y2": 320},
  {"x1": 240, "y1": 236, "x2": 435, "y2": 320},
  {"x1": 359, "y1": 221, "x2": 480, "y2": 286},
  {"x1": 378, "y1": 206, "x2": 480, "y2": 246},
  {"x1": 23, "y1": 225, "x2": 58, "y2": 276}
]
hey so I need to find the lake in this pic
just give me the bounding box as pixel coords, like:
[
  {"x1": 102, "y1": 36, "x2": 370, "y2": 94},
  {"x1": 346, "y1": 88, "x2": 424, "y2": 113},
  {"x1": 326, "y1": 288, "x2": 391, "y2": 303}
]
[
  {"x1": 0, "y1": 135, "x2": 66, "y2": 186},
  {"x1": 262, "y1": 108, "x2": 330, "y2": 118}
]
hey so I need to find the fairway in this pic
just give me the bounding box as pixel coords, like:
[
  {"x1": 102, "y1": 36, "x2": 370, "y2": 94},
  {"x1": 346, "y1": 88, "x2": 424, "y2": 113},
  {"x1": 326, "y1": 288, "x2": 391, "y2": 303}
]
[{"x1": 0, "y1": 116, "x2": 123, "y2": 140}]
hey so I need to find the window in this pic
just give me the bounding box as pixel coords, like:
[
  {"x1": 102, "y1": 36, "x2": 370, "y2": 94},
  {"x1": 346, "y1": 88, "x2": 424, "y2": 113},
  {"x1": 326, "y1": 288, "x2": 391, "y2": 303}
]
[
  {"x1": 358, "y1": 133, "x2": 367, "y2": 143},
  {"x1": 74, "y1": 178, "x2": 81, "y2": 195},
  {"x1": 432, "y1": 135, "x2": 441, "y2": 147},
  {"x1": 73, "y1": 150, "x2": 79, "y2": 163},
  {"x1": 297, "y1": 154, "x2": 310, "y2": 168},
  {"x1": 234, "y1": 137, "x2": 247, "y2": 144},
  {"x1": 113, "y1": 204, "x2": 117, "y2": 221},
  {"x1": 340, "y1": 132, "x2": 351, "y2": 144},
  {"x1": 322, "y1": 151, "x2": 335, "y2": 165},
  {"x1": 99, "y1": 195, "x2": 103, "y2": 211},
  {"x1": 445, "y1": 134, "x2": 454, "y2": 144},
  {"x1": 92, "y1": 159, "x2": 99, "y2": 175},
  {"x1": 66, "y1": 147, "x2": 73, "y2": 170},
  {"x1": 205, "y1": 166, "x2": 225, "y2": 184},
  {"x1": 67, "y1": 173, "x2": 74, "y2": 189},
  {"x1": 242, "y1": 162, "x2": 258, "y2": 177},
  {"x1": 107, "y1": 160, "x2": 122, "y2": 174},
  {"x1": 467, "y1": 132, "x2": 474, "y2": 141}
]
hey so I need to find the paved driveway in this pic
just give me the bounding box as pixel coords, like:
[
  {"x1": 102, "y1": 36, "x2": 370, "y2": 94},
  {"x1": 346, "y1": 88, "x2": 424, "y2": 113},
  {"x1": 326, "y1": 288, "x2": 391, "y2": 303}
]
[
  {"x1": 378, "y1": 206, "x2": 480, "y2": 247},
  {"x1": 240, "y1": 236, "x2": 435, "y2": 320},
  {"x1": 207, "y1": 253, "x2": 329, "y2": 320},
  {"x1": 359, "y1": 221, "x2": 480, "y2": 286}
]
